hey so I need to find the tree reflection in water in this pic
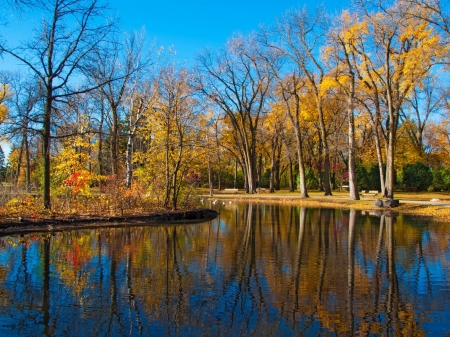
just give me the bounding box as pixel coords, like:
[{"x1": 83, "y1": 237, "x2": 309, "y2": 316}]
[{"x1": 0, "y1": 203, "x2": 448, "y2": 336}]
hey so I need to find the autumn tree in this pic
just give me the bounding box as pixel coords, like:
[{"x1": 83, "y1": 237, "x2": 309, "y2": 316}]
[
  {"x1": 263, "y1": 110, "x2": 285, "y2": 192},
  {"x1": 0, "y1": 74, "x2": 11, "y2": 124},
  {"x1": 400, "y1": 0, "x2": 450, "y2": 41},
  {"x1": 123, "y1": 82, "x2": 155, "y2": 189},
  {"x1": 152, "y1": 66, "x2": 198, "y2": 209},
  {"x1": 354, "y1": 0, "x2": 444, "y2": 197},
  {"x1": 272, "y1": 75, "x2": 310, "y2": 197},
  {"x1": 0, "y1": 0, "x2": 116, "y2": 209},
  {"x1": 325, "y1": 10, "x2": 362, "y2": 200}
]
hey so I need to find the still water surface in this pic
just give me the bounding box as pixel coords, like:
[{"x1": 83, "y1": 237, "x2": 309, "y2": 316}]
[{"x1": 0, "y1": 203, "x2": 449, "y2": 336}]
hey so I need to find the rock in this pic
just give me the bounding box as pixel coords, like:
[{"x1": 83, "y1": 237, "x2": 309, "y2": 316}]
[
  {"x1": 373, "y1": 199, "x2": 384, "y2": 207},
  {"x1": 430, "y1": 198, "x2": 440, "y2": 202},
  {"x1": 369, "y1": 210, "x2": 383, "y2": 217},
  {"x1": 383, "y1": 199, "x2": 399, "y2": 208}
]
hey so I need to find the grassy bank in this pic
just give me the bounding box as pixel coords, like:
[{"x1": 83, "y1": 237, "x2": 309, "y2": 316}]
[{"x1": 202, "y1": 189, "x2": 450, "y2": 222}]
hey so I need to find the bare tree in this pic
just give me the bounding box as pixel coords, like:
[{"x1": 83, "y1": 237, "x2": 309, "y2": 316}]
[
  {"x1": 257, "y1": 33, "x2": 310, "y2": 197},
  {"x1": 88, "y1": 29, "x2": 154, "y2": 178},
  {"x1": 1, "y1": 71, "x2": 42, "y2": 191},
  {"x1": 0, "y1": 0, "x2": 116, "y2": 209},
  {"x1": 326, "y1": 12, "x2": 361, "y2": 200},
  {"x1": 196, "y1": 34, "x2": 273, "y2": 194},
  {"x1": 269, "y1": 7, "x2": 334, "y2": 196},
  {"x1": 400, "y1": 76, "x2": 448, "y2": 154}
]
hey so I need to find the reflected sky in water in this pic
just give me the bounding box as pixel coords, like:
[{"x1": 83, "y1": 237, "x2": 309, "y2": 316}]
[{"x1": 0, "y1": 203, "x2": 449, "y2": 336}]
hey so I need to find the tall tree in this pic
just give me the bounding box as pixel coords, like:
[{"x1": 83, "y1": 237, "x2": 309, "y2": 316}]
[
  {"x1": 88, "y1": 29, "x2": 153, "y2": 177},
  {"x1": 355, "y1": 0, "x2": 443, "y2": 197},
  {"x1": 2, "y1": 72, "x2": 42, "y2": 191},
  {"x1": 196, "y1": 34, "x2": 273, "y2": 194},
  {"x1": 0, "y1": 0, "x2": 116, "y2": 209},
  {"x1": 154, "y1": 66, "x2": 197, "y2": 209},
  {"x1": 270, "y1": 7, "x2": 334, "y2": 195},
  {"x1": 400, "y1": 76, "x2": 447, "y2": 155},
  {"x1": 325, "y1": 11, "x2": 362, "y2": 200}
]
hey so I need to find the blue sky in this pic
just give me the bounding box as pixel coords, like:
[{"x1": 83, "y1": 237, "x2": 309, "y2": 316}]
[
  {"x1": 1, "y1": 0, "x2": 348, "y2": 68},
  {"x1": 111, "y1": 0, "x2": 348, "y2": 64}
]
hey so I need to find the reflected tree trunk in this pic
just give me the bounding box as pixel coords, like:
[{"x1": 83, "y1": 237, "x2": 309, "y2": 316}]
[
  {"x1": 347, "y1": 210, "x2": 356, "y2": 334},
  {"x1": 294, "y1": 207, "x2": 306, "y2": 313},
  {"x1": 385, "y1": 215, "x2": 400, "y2": 334},
  {"x1": 373, "y1": 214, "x2": 385, "y2": 317},
  {"x1": 42, "y1": 236, "x2": 51, "y2": 337}
]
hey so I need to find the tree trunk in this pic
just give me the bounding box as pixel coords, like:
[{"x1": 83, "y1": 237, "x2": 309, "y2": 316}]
[
  {"x1": 288, "y1": 157, "x2": 295, "y2": 192},
  {"x1": 110, "y1": 105, "x2": 119, "y2": 176},
  {"x1": 43, "y1": 89, "x2": 52, "y2": 210},
  {"x1": 317, "y1": 102, "x2": 332, "y2": 195},
  {"x1": 25, "y1": 134, "x2": 31, "y2": 193},
  {"x1": 15, "y1": 137, "x2": 24, "y2": 188},
  {"x1": 98, "y1": 103, "x2": 105, "y2": 191},
  {"x1": 270, "y1": 140, "x2": 276, "y2": 193},
  {"x1": 208, "y1": 153, "x2": 213, "y2": 196},
  {"x1": 234, "y1": 158, "x2": 237, "y2": 189},
  {"x1": 294, "y1": 126, "x2": 308, "y2": 198},
  {"x1": 347, "y1": 91, "x2": 360, "y2": 200},
  {"x1": 125, "y1": 134, "x2": 133, "y2": 188}
]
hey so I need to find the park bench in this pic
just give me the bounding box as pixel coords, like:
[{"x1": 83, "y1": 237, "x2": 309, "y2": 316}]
[
  {"x1": 360, "y1": 190, "x2": 379, "y2": 197},
  {"x1": 405, "y1": 186, "x2": 419, "y2": 192},
  {"x1": 224, "y1": 188, "x2": 239, "y2": 194},
  {"x1": 339, "y1": 185, "x2": 349, "y2": 191}
]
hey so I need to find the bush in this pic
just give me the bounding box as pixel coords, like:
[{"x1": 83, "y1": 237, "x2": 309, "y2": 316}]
[
  {"x1": 296, "y1": 168, "x2": 319, "y2": 190},
  {"x1": 356, "y1": 164, "x2": 370, "y2": 190},
  {"x1": 430, "y1": 167, "x2": 450, "y2": 191},
  {"x1": 400, "y1": 162, "x2": 433, "y2": 191},
  {"x1": 367, "y1": 163, "x2": 381, "y2": 190}
]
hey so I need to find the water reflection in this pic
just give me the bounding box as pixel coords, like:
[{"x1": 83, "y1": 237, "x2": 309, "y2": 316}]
[{"x1": 0, "y1": 203, "x2": 449, "y2": 336}]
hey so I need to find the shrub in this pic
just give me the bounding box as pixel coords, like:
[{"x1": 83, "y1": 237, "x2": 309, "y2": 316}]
[
  {"x1": 367, "y1": 163, "x2": 381, "y2": 190},
  {"x1": 356, "y1": 164, "x2": 370, "y2": 190},
  {"x1": 297, "y1": 168, "x2": 319, "y2": 190},
  {"x1": 431, "y1": 167, "x2": 450, "y2": 191},
  {"x1": 400, "y1": 162, "x2": 433, "y2": 191}
]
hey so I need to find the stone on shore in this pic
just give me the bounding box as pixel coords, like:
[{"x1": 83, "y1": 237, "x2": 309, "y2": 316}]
[
  {"x1": 373, "y1": 199, "x2": 399, "y2": 208},
  {"x1": 373, "y1": 199, "x2": 384, "y2": 207},
  {"x1": 383, "y1": 199, "x2": 399, "y2": 208}
]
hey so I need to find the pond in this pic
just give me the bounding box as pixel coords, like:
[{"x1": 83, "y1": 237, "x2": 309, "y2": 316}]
[{"x1": 0, "y1": 202, "x2": 449, "y2": 336}]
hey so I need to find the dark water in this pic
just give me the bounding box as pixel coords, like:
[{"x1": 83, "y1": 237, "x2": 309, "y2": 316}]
[{"x1": 0, "y1": 203, "x2": 449, "y2": 336}]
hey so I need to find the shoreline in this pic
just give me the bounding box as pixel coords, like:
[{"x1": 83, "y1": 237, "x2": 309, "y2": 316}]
[
  {"x1": 0, "y1": 208, "x2": 219, "y2": 236},
  {"x1": 1, "y1": 192, "x2": 449, "y2": 236},
  {"x1": 202, "y1": 193, "x2": 450, "y2": 222}
]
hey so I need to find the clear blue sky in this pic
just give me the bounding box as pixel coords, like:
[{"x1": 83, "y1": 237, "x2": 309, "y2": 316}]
[
  {"x1": 111, "y1": 0, "x2": 348, "y2": 63},
  {"x1": 1, "y1": 0, "x2": 348, "y2": 68}
]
